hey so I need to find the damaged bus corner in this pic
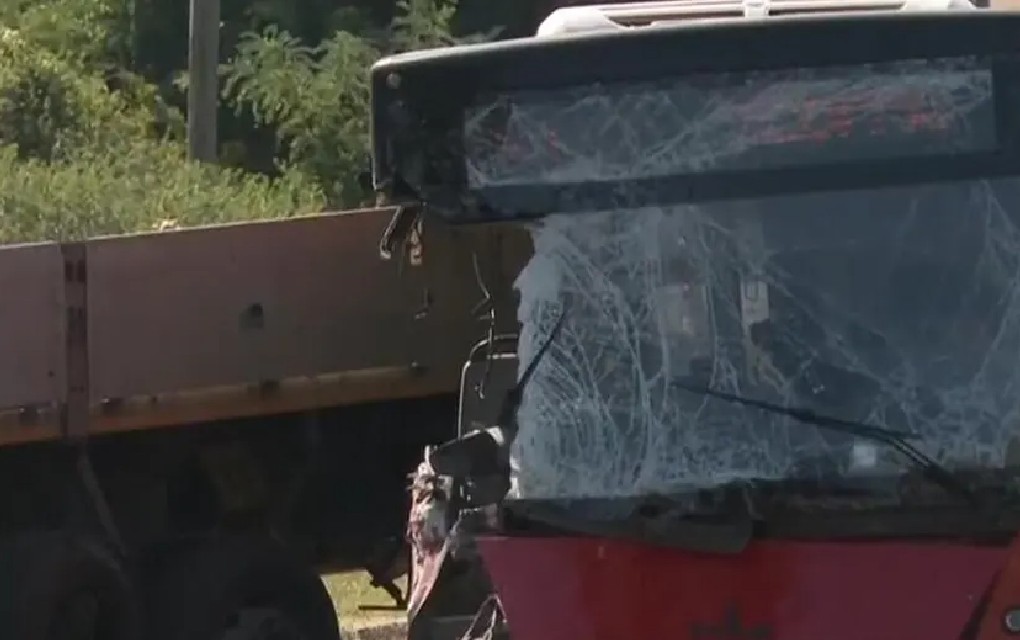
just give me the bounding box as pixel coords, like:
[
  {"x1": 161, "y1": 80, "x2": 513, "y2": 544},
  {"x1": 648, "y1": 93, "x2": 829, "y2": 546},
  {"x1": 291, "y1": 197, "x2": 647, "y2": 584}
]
[{"x1": 372, "y1": 1, "x2": 1020, "y2": 638}]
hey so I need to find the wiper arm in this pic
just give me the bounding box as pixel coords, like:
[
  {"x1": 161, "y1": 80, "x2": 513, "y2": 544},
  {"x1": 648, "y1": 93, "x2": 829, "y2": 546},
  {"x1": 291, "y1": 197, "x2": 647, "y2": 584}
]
[
  {"x1": 672, "y1": 379, "x2": 979, "y2": 506},
  {"x1": 428, "y1": 303, "x2": 570, "y2": 480},
  {"x1": 496, "y1": 302, "x2": 571, "y2": 432}
]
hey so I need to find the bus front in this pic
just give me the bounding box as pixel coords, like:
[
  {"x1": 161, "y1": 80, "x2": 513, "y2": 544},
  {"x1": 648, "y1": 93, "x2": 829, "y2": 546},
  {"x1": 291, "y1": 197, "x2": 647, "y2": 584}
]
[{"x1": 373, "y1": 6, "x2": 1020, "y2": 639}]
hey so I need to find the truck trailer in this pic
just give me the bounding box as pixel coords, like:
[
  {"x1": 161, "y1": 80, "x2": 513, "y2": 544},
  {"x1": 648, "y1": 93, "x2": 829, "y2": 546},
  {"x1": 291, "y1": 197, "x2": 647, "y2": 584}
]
[{"x1": 0, "y1": 204, "x2": 527, "y2": 639}]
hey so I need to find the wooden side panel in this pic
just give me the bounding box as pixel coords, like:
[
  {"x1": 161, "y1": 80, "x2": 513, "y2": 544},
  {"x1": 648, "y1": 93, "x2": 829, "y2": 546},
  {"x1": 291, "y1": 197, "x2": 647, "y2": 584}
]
[
  {"x1": 86, "y1": 209, "x2": 433, "y2": 401},
  {"x1": 0, "y1": 242, "x2": 66, "y2": 409}
]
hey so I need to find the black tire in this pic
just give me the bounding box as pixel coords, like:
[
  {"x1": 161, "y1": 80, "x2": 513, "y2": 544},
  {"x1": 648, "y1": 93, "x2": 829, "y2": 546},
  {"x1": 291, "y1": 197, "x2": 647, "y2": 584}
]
[
  {"x1": 145, "y1": 536, "x2": 341, "y2": 640},
  {"x1": 0, "y1": 532, "x2": 139, "y2": 640}
]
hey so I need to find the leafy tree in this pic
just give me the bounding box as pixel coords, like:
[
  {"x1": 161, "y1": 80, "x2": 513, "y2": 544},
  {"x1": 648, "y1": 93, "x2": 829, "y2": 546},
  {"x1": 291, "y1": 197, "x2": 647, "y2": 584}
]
[
  {"x1": 0, "y1": 26, "x2": 160, "y2": 161},
  {"x1": 222, "y1": 26, "x2": 376, "y2": 207},
  {"x1": 0, "y1": 0, "x2": 131, "y2": 67},
  {"x1": 389, "y1": 0, "x2": 459, "y2": 51},
  {"x1": 221, "y1": 0, "x2": 491, "y2": 208},
  {"x1": 0, "y1": 4, "x2": 325, "y2": 242},
  {"x1": 0, "y1": 0, "x2": 506, "y2": 243}
]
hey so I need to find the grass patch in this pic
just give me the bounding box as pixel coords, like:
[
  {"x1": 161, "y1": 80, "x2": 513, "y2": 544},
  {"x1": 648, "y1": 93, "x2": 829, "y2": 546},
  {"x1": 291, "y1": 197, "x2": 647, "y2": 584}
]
[{"x1": 322, "y1": 570, "x2": 406, "y2": 631}]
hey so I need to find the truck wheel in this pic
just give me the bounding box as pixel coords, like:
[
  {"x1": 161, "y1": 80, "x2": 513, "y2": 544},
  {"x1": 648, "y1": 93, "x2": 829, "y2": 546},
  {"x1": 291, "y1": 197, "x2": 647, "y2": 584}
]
[
  {"x1": 146, "y1": 536, "x2": 341, "y2": 640},
  {"x1": 0, "y1": 532, "x2": 139, "y2": 640}
]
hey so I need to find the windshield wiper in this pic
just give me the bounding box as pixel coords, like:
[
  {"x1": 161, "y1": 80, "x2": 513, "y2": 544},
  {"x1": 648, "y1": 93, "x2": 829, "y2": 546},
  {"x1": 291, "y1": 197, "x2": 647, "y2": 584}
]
[
  {"x1": 429, "y1": 303, "x2": 570, "y2": 480},
  {"x1": 495, "y1": 304, "x2": 570, "y2": 432},
  {"x1": 672, "y1": 379, "x2": 980, "y2": 506}
]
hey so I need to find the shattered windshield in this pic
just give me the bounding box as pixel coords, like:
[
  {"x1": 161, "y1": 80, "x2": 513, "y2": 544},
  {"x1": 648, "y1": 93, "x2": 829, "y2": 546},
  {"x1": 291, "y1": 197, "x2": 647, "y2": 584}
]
[
  {"x1": 510, "y1": 183, "x2": 1020, "y2": 501},
  {"x1": 461, "y1": 56, "x2": 1020, "y2": 502}
]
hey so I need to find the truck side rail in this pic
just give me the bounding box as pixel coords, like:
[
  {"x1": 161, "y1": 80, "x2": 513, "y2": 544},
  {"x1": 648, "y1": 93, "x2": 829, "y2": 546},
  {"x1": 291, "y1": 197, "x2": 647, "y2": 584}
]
[{"x1": 0, "y1": 207, "x2": 508, "y2": 446}]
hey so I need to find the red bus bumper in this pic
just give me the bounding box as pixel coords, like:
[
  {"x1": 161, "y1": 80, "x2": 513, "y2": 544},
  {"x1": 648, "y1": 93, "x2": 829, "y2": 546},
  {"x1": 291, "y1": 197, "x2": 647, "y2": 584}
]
[{"x1": 476, "y1": 536, "x2": 1017, "y2": 640}]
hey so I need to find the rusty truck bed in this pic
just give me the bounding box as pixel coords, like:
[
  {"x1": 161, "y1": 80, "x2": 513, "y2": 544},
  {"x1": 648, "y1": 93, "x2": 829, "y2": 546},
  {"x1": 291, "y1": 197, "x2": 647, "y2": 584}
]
[{"x1": 0, "y1": 207, "x2": 528, "y2": 446}]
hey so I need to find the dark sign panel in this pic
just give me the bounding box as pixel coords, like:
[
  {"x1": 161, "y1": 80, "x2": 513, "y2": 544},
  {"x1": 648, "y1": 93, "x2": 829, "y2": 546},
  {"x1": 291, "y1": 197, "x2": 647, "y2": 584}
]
[
  {"x1": 370, "y1": 14, "x2": 1020, "y2": 222},
  {"x1": 464, "y1": 57, "x2": 996, "y2": 188}
]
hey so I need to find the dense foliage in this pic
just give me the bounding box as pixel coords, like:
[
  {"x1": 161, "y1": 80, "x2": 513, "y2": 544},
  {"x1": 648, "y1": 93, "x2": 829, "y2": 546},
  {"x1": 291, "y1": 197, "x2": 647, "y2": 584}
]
[{"x1": 0, "y1": 0, "x2": 497, "y2": 242}]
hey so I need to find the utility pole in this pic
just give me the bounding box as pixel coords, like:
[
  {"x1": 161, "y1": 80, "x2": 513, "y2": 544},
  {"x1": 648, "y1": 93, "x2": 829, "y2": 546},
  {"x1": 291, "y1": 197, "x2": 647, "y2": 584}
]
[{"x1": 188, "y1": 0, "x2": 220, "y2": 163}]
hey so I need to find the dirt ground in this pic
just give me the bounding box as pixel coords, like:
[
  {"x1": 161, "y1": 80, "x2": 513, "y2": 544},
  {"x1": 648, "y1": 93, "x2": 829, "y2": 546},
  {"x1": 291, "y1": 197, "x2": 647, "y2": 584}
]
[
  {"x1": 323, "y1": 571, "x2": 408, "y2": 640},
  {"x1": 344, "y1": 623, "x2": 408, "y2": 640}
]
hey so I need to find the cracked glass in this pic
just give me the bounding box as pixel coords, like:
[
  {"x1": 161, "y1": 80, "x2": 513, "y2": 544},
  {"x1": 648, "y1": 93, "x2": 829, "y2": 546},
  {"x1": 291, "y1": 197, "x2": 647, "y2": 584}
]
[{"x1": 461, "y1": 56, "x2": 1020, "y2": 501}]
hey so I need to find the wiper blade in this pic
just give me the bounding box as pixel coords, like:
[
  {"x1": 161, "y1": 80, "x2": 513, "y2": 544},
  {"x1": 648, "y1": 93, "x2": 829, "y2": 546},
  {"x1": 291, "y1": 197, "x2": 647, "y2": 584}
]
[
  {"x1": 674, "y1": 380, "x2": 917, "y2": 440},
  {"x1": 672, "y1": 380, "x2": 979, "y2": 506}
]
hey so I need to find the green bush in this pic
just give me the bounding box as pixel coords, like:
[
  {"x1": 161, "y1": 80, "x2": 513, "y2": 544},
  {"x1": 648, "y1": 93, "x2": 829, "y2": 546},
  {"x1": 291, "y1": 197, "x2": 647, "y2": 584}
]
[
  {"x1": 0, "y1": 139, "x2": 325, "y2": 242},
  {"x1": 0, "y1": 27, "x2": 159, "y2": 161}
]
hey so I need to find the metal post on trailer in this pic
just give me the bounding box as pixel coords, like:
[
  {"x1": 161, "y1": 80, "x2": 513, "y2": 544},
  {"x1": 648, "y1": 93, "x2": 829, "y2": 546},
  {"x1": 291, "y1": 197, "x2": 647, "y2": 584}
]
[{"x1": 60, "y1": 242, "x2": 125, "y2": 554}]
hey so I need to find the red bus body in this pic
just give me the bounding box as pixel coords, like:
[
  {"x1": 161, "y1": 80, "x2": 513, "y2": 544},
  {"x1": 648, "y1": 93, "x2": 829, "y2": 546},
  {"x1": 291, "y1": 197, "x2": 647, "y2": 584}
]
[{"x1": 478, "y1": 536, "x2": 1018, "y2": 639}]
